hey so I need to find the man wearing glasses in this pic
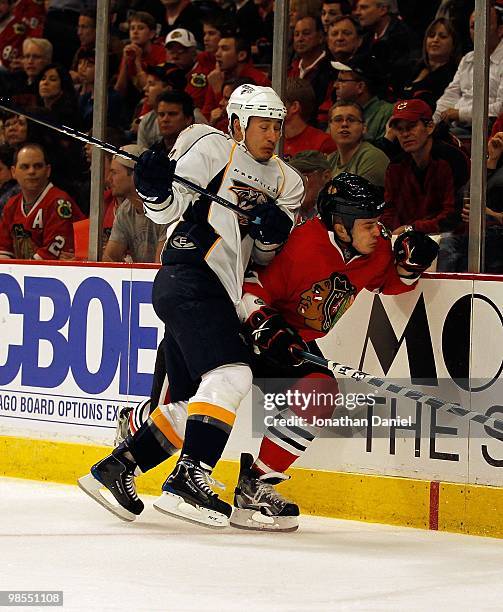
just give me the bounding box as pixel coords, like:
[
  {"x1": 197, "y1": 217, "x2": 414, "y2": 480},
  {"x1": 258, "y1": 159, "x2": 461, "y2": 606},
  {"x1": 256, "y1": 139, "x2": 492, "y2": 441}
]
[
  {"x1": 332, "y1": 55, "x2": 393, "y2": 142},
  {"x1": 327, "y1": 99, "x2": 389, "y2": 187}
]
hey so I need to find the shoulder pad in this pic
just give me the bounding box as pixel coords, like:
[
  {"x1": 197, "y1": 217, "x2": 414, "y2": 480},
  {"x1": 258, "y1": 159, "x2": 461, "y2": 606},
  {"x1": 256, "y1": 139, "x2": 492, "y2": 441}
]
[{"x1": 169, "y1": 124, "x2": 229, "y2": 160}]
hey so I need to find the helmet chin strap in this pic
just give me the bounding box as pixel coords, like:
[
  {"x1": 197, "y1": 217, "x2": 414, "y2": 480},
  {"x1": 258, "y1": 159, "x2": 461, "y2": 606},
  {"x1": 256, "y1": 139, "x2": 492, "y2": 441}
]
[{"x1": 332, "y1": 218, "x2": 361, "y2": 261}]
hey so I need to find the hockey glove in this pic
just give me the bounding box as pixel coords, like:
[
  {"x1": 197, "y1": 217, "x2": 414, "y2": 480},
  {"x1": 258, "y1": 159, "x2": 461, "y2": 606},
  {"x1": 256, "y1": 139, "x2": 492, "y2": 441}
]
[
  {"x1": 394, "y1": 230, "x2": 439, "y2": 275},
  {"x1": 243, "y1": 306, "x2": 308, "y2": 367},
  {"x1": 248, "y1": 201, "x2": 293, "y2": 245},
  {"x1": 134, "y1": 150, "x2": 177, "y2": 206}
]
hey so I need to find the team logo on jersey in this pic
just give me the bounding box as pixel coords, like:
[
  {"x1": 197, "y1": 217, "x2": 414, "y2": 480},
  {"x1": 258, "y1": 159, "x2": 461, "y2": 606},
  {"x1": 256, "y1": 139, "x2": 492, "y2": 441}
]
[
  {"x1": 56, "y1": 199, "x2": 72, "y2": 219},
  {"x1": 297, "y1": 273, "x2": 356, "y2": 333},
  {"x1": 14, "y1": 23, "x2": 26, "y2": 35},
  {"x1": 169, "y1": 234, "x2": 196, "y2": 249},
  {"x1": 229, "y1": 180, "x2": 269, "y2": 226},
  {"x1": 190, "y1": 73, "x2": 207, "y2": 88},
  {"x1": 12, "y1": 224, "x2": 35, "y2": 259}
]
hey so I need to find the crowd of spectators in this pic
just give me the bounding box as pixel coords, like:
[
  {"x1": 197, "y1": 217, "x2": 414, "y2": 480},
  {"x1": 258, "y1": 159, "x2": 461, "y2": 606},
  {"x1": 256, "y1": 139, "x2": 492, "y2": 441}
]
[{"x1": 0, "y1": 0, "x2": 501, "y2": 273}]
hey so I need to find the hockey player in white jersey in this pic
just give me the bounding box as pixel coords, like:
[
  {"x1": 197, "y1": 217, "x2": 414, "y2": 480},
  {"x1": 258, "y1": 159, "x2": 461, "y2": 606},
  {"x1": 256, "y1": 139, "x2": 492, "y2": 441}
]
[{"x1": 78, "y1": 84, "x2": 304, "y2": 527}]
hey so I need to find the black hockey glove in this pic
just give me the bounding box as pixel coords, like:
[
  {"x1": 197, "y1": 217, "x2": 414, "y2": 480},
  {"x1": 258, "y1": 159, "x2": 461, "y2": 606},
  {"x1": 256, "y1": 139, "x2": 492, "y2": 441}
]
[
  {"x1": 243, "y1": 306, "x2": 309, "y2": 367},
  {"x1": 134, "y1": 150, "x2": 177, "y2": 205},
  {"x1": 247, "y1": 201, "x2": 293, "y2": 245},
  {"x1": 394, "y1": 230, "x2": 439, "y2": 275}
]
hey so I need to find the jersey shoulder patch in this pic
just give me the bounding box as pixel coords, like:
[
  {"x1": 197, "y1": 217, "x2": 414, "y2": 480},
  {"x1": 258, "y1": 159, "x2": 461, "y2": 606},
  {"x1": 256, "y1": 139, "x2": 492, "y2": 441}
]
[{"x1": 56, "y1": 199, "x2": 72, "y2": 219}]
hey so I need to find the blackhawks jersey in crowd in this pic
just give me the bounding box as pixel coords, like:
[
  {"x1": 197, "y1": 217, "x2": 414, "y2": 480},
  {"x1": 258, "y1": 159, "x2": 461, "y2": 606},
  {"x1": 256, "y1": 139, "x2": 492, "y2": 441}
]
[
  {"x1": 145, "y1": 124, "x2": 304, "y2": 306},
  {"x1": 0, "y1": 183, "x2": 76, "y2": 260},
  {"x1": 243, "y1": 217, "x2": 416, "y2": 342},
  {"x1": 13, "y1": 0, "x2": 45, "y2": 36},
  {"x1": 0, "y1": 13, "x2": 26, "y2": 70}
]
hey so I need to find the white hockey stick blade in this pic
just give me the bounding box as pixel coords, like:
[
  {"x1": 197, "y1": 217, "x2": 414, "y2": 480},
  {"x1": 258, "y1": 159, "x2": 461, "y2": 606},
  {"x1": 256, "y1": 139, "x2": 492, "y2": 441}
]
[
  {"x1": 230, "y1": 508, "x2": 299, "y2": 532},
  {"x1": 295, "y1": 350, "x2": 503, "y2": 437},
  {"x1": 77, "y1": 473, "x2": 138, "y2": 522},
  {"x1": 153, "y1": 492, "x2": 229, "y2": 529}
]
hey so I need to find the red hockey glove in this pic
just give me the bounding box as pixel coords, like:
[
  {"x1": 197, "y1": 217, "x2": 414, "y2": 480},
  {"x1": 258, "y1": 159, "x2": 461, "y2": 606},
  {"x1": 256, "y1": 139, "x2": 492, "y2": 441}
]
[
  {"x1": 242, "y1": 306, "x2": 308, "y2": 367},
  {"x1": 394, "y1": 230, "x2": 439, "y2": 275}
]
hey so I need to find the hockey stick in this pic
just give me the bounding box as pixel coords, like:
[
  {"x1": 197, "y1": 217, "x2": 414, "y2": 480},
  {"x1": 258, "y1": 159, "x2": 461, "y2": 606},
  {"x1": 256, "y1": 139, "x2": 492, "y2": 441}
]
[
  {"x1": 0, "y1": 98, "x2": 259, "y2": 222},
  {"x1": 294, "y1": 349, "x2": 503, "y2": 436}
]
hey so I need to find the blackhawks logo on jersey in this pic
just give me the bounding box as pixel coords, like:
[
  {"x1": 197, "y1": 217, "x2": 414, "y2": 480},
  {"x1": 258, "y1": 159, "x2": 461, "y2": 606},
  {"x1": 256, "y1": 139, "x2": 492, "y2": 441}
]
[
  {"x1": 57, "y1": 199, "x2": 72, "y2": 219},
  {"x1": 190, "y1": 73, "x2": 207, "y2": 88},
  {"x1": 12, "y1": 224, "x2": 35, "y2": 259},
  {"x1": 229, "y1": 180, "x2": 269, "y2": 228},
  {"x1": 297, "y1": 272, "x2": 356, "y2": 333}
]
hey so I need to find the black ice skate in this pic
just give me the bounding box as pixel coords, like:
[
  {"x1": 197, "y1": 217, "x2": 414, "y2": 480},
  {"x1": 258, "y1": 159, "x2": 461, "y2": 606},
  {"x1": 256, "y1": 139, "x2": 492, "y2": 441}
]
[
  {"x1": 153, "y1": 455, "x2": 232, "y2": 528},
  {"x1": 230, "y1": 453, "x2": 299, "y2": 532},
  {"x1": 78, "y1": 444, "x2": 144, "y2": 522}
]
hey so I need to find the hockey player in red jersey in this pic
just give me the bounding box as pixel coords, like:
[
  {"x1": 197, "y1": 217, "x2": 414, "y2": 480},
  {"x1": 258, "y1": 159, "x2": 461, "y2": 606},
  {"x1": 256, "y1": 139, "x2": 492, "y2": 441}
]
[
  {"x1": 231, "y1": 172, "x2": 438, "y2": 530},
  {"x1": 0, "y1": 143, "x2": 78, "y2": 260}
]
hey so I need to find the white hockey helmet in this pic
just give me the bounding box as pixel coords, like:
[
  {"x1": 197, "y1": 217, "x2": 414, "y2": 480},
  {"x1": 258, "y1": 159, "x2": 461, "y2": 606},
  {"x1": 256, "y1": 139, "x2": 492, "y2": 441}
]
[{"x1": 227, "y1": 84, "x2": 287, "y2": 143}]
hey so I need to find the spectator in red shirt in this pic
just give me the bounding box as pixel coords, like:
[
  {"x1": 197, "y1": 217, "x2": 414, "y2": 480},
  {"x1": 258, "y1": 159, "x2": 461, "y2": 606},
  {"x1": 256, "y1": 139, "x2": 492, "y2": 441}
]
[
  {"x1": 114, "y1": 12, "x2": 167, "y2": 100},
  {"x1": 185, "y1": 13, "x2": 235, "y2": 111},
  {"x1": 283, "y1": 77, "x2": 337, "y2": 158},
  {"x1": 0, "y1": 143, "x2": 78, "y2": 260},
  {"x1": 0, "y1": 0, "x2": 27, "y2": 71},
  {"x1": 165, "y1": 27, "x2": 217, "y2": 114},
  {"x1": 201, "y1": 34, "x2": 270, "y2": 120},
  {"x1": 381, "y1": 99, "x2": 469, "y2": 235},
  {"x1": 208, "y1": 76, "x2": 251, "y2": 133}
]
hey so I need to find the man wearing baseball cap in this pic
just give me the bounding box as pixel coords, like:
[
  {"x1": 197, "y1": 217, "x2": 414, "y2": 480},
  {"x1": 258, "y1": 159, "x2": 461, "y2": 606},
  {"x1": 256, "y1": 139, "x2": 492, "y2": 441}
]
[
  {"x1": 103, "y1": 144, "x2": 168, "y2": 263},
  {"x1": 289, "y1": 150, "x2": 332, "y2": 219},
  {"x1": 380, "y1": 99, "x2": 469, "y2": 242},
  {"x1": 165, "y1": 28, "x2": 214, "y2": 112},
  {"x1": 332, "y1": 55, "x2": 393, "y2": 141}
]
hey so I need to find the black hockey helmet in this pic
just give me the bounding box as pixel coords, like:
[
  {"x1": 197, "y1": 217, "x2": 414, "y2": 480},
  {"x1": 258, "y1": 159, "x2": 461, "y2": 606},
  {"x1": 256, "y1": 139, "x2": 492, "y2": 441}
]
[{"x1": 318, "y1": 172, "x2": 385, "y2": 231}]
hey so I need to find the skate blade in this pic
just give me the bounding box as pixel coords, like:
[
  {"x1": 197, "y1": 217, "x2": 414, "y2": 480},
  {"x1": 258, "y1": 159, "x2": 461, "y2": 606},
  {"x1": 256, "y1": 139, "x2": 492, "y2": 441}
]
[
  {"x1": 230, "y1": 508, "x2": 299, "y2": 532},
  {"x1": 77, "y1": 473, "x2": 137, "y2": 522},
  {"x1": 153, "y1": 492, "x2": 229, "y2": 529}
]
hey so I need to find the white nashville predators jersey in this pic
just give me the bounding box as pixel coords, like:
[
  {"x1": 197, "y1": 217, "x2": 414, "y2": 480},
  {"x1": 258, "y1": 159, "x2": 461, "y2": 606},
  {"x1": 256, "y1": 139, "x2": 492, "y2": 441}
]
[{"x1": 143, "y1": 124, "x2": 304, "y2": 306}]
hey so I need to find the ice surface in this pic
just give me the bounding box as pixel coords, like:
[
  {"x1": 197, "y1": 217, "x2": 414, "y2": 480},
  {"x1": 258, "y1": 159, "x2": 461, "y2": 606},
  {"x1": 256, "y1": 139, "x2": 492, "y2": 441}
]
[{"x1": 1, "y1": 477, "x2": 502, "y2": 611}]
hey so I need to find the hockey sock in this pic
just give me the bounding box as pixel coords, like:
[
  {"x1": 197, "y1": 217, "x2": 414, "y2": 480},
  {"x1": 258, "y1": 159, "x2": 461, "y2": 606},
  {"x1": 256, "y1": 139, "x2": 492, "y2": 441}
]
[
  {"x1": 253, "y1": 436, "x2": 301, "y2": 475},
  {"x1": 126, "y1": 407, "x2": 183, "y2": 472},
  {"x1": 180, "y1": 402, "x2": 236, "y2": 469},
  {"x1": 253, "y1": 373, "x2": 336, "y2": 475}
]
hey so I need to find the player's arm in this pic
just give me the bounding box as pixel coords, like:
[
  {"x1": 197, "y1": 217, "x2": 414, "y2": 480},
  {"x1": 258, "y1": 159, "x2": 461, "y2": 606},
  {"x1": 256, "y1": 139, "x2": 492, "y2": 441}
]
[
  {"x1": 379, "y1": 229, "x2": 439, "y2": 293},
  {"x1": 251, "y1": 166, "x2": 304, "y2": 265},
  {"x1": 134, "y1": 131, "x2": 226, "y2": 226},
  {"x1": 239, "y1": 244, "x2": 307, "y2": 366}
]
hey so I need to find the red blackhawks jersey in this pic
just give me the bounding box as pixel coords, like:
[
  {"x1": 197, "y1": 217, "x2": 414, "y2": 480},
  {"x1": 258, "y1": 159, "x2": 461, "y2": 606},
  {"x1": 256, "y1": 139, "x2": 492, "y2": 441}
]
[
  {"x1": 243, "y1": 217, "x2": 416, "y2": 342},
  {"x1": 13, "y1": 0, "x2": 45, "y2": 36},
  {"x1": 0, "y1": 14, "x2": 27, "y2": 70},
  {"x1": 0, "y1": 183, "x2": 76, "y2": 260}
]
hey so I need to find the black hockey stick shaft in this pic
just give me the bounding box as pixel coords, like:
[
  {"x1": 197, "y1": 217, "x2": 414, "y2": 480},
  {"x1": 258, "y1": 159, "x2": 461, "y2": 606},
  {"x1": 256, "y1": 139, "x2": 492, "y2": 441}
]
[
  {"x1": 0, "y1": 98, "x2": 258, "y2": 222},
  {"x1": 295, "y1": 349, "x2": 503, "y2": 436}
]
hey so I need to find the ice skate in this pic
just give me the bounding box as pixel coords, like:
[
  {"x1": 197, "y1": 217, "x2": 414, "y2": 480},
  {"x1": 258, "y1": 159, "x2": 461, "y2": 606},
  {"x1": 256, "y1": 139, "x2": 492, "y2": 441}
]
[
  {"x1": 78, "y1": 445, "x2": 144, "y2": 522},
  {"x1": 153, "y1": 455, "x2": 232, "y2": 529},
  {"x1": 230, "y1": 453, "x2": 299, "y2": 532}
]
